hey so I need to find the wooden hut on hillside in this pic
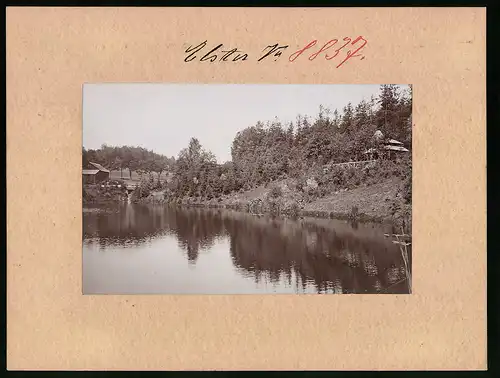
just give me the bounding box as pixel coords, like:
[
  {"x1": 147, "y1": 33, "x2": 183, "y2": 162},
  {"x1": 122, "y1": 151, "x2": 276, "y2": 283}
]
[
  {"x1": 383, "y1": 139, "x2": 410, "y2": 159},
  {"x1": 364, "y1": 131, "x2": 409, "y2": 161}
]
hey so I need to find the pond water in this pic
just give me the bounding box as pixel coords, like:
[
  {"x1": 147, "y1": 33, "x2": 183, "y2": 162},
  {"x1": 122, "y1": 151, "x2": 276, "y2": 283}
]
[{"x1": 83, "y1": 203, "x2": 411, "y2": 294}]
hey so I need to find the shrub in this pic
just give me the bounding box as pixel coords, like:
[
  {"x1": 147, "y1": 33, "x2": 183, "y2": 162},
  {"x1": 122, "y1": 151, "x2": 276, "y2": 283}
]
[
  {"x1": 295, "y1": 178, "x2": 306, "y2": 192},
  {"x1": 352, "y1": 169, "x2": 363, "y2": 186},
  {"x1": 269, "y1": 185, "x2": 283, "y2": 199},
  {"x1": 284, "y1": 200, "x2": 300, "y2": 217},
  {"x1": 319, "y1": 185, "x2": 329, "y2": 197},
  {"x1": 131, "y1": 181, "x2": 151, "y2": 201},
  {"x1": 377, "y1": 159, "x2": 399, "y2": 178},
  {"x1": 345, "y1": 166, "x2": 356, "y2": 179},
  {"x1": 267, "y1": 199, "x2": 281, "y2": 216},
  {"x1": 329, "y1": 166, "x2": 346, "y2": 187},
  {"x1": 247, "y1": 198, "x2": 264, "y2": 214}
]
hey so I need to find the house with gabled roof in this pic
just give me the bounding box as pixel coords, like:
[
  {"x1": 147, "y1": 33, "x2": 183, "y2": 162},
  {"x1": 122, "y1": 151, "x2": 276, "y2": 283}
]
[{"x1": 83, "y1": 162, "x2": 110, "y2": 184}]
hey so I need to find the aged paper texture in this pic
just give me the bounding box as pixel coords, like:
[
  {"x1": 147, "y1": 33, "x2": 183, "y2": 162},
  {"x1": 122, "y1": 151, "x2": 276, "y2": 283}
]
[{"x1": 6, "y1": 7, "x2": 486, "y2": 370}]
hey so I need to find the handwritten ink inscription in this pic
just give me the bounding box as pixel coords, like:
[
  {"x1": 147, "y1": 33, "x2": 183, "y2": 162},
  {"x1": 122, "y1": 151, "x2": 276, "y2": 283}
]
[
  {"x1": 184, "y1": 41, "x2": 249, "y2": 62},
  {"x1": 289, "y1": 37, "x2": 367, "y2": 68},
  {"x1": 258, "y1": 43, "x2": 290, "y2": 62},
  {"x1": 184, "y1": 37, "x2": 367, "y2": 68}
]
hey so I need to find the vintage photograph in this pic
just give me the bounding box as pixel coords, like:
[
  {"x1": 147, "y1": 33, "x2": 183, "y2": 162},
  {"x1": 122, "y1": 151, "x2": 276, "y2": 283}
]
[{"x1": 83, "y1": 84, "x2": 412, "y2": 294}]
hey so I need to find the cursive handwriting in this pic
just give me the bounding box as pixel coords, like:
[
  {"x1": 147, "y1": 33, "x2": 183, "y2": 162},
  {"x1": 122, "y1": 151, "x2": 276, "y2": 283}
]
[
  {"x1": 184, "y1": 40, "x2": 249, "y2": 62},
  {"x1": 184, "y1": 37, "x2": 367, "y2": 68},
  {"x1": 258, "y1": 43, "x2": 289, "y2": 62}
]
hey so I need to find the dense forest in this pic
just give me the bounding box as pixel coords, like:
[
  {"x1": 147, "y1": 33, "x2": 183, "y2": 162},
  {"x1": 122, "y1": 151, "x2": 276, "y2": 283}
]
[
  {"x1": 84, "y1": 84, "x2": 412, "y2": 215},
  {"x1": 83, "y1": 145, "x2": 175, "y2": 182},
  {"x1": 169, "y1": 84, "x2": 411, "y2": 200}
]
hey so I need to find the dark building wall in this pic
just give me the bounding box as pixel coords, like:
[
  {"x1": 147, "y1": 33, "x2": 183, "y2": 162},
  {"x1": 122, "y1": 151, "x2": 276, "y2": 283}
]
[
  {"x1": 83, "y1": 171, "x2": 109, "y2": 185},
  {"x1": 96, "y1": 171, "x2": 110, "y2": 183}
]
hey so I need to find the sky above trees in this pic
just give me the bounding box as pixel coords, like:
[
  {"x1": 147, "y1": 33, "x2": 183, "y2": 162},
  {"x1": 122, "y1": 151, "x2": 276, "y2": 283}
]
[{"x1": 83, "y1": 84, "x2": 409, "y2": 163}]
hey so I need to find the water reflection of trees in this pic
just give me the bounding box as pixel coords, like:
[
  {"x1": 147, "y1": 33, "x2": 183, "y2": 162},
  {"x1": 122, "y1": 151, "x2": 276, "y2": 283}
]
[
  {"x1": 83, "y1": 204, "x2": 410, "y2": 293},
  {"x1": 164, "y1": 208, "x2": 226, "y2": 264},
  {"x1": 224, "y1": 214, "x2": 408, "y2": 293},
  {"x1": 83, "y1": 205, "x2": 227, "y2": 264},
  {"x1": 83, "y1": 204, "x2": 171, "y2": 246}
]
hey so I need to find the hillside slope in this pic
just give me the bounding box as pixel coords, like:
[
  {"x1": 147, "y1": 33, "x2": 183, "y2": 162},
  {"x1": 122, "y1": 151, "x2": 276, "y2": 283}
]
[
  {"x1": 304, "y1": 177, "x2": 401, "y2": 219},
  {"x1": 161, "y1": 176, "x2": 408, "y2": 226}
]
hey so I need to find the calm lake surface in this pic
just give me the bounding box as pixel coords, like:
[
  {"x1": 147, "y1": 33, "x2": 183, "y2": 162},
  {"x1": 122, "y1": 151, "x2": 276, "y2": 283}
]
[{"x1": 83, "y1": 203, "x2": 411, "y2": 294}]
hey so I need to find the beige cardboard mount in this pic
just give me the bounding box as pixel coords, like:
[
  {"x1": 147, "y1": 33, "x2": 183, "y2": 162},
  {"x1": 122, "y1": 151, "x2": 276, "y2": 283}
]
[{"x1": 6, "y1": 7, "x2": 486, "y2": 370}]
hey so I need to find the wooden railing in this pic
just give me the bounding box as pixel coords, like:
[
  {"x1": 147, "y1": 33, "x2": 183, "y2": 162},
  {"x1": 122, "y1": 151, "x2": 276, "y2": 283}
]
[{"x1": 325, "y1": 160, "x2": 377, "y2": 169}]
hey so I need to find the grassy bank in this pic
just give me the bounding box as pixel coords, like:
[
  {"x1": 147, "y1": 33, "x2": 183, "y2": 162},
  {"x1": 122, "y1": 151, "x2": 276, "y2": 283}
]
[
  {"x1": 136, "y1": 175, "x2": 410, "y2": 230},
  {"x1": 111, "y1": 157, "x2": 412, "y2": 232}
]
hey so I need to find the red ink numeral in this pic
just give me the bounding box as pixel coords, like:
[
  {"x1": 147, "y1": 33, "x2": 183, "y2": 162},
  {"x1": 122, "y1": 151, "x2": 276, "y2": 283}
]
[
  {"x1": 289, "y1": 40, "x2": 317, "y2": 62},
  {"x1": 336, "y1": 36, "x2": 367, "y2": 68},
  {"x1": 288, "y1": 37, "x2": 368, "y2": 67},
  {"x1": 326, "y1": 37, "x2": 351, "y2": 60},
  {"x1": 309, "y1": 39, "x2": 338, "y2": 61}
]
